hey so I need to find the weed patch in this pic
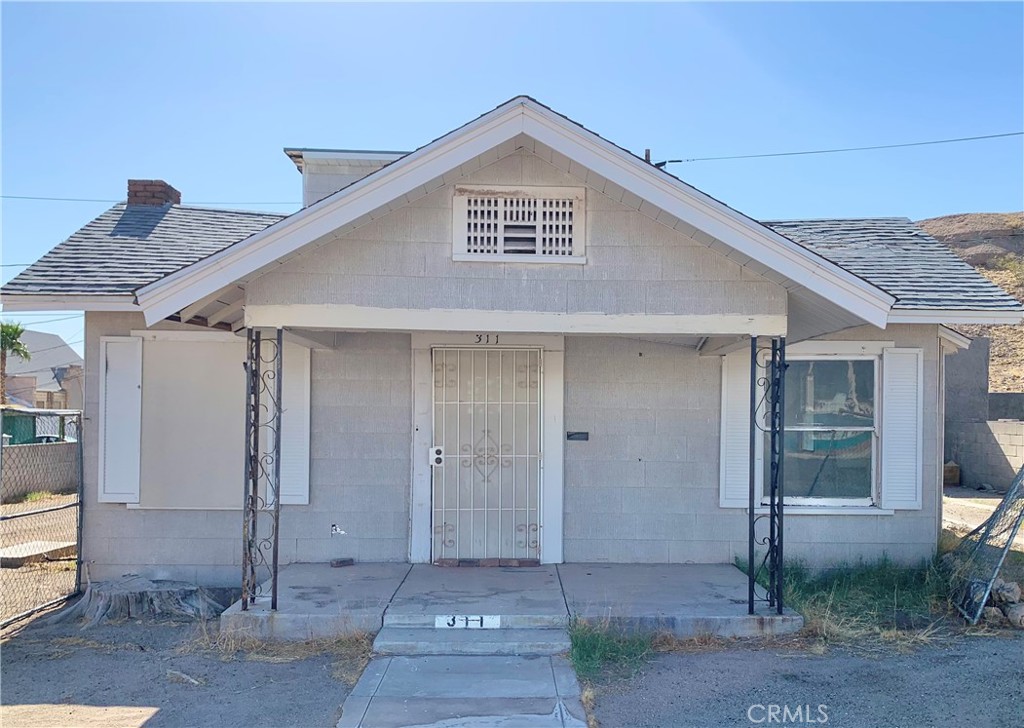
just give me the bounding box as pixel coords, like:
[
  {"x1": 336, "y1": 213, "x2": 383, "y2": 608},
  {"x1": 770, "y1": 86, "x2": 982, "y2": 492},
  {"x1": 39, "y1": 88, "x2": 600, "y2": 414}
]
[
  {"x1": 737, "y1": 557, "x2": 952, "y2": 650},
  {"x1": 568, "y1": 618, "x2": 651, "y2": 680}
]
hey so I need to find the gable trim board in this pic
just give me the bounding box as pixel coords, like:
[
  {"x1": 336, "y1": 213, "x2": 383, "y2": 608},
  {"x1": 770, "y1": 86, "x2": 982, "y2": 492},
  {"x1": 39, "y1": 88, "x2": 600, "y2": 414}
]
[
  {"x1": 2, "y1": 294, "x2": 139, "y2": 313},
  {"x1": 244, "y1": 305, "x2": 788, "y2": 336},
  {"x1": 133, "y1": 97, "x2": 897, "y2": 328},
  {"x1": 888, "y1": 309, "x2": 1024, "y2": 325}
]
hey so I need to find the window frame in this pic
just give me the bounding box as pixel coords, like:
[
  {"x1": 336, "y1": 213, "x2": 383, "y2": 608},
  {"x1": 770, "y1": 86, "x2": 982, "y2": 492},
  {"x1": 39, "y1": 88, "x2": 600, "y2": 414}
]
[
  {"x1": 756, "y1": 344, "x2": 887, "y2": 508},
  {"x1": 452, "y1": 184, "x2": 587, "y2": 263}
]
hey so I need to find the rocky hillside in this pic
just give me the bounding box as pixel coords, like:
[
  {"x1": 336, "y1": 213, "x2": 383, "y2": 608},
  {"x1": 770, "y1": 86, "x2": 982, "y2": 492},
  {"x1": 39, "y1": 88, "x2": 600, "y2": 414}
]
[{"x1": 917, "y1": 213, "x2": 1024, "y2": 393}]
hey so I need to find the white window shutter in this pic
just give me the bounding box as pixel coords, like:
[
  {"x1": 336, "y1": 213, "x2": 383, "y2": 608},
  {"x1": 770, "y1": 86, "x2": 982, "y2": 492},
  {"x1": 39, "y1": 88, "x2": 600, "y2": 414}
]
[
  {"x1": 98, "y1": 337, "x2": 142, "y2": 503},
  {"x1": 880, "y1": 348, "x2": 923, "y2": 510},
  {"x1": 279, "y1": 344, "x2": 311, "y2": 505},
  {"x1": 720, "y1": 349, "x2": 753, "y2": 508}
]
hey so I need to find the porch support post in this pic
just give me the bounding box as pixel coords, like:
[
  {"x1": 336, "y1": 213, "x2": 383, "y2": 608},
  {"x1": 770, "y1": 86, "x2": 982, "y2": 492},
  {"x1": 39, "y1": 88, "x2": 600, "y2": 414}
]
[
  {"x1": 270, "y1": 328, "x2": 284, "y2": 610},
  {"x1": 239, "y1": 327, "x2": 284, "y2": 611},
  {"x1": 747, "y1": 335, "x2": 757, "y2": 615},
  {"x1": 776, "y1": 336, "x2": 786, "y2": 615},
  {"x1": 241, "y1": 328, "x2": 260, "y2": 610}
]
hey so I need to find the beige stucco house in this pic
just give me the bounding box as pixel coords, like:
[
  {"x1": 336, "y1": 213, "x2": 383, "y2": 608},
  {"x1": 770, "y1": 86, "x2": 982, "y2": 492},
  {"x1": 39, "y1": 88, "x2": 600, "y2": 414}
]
[{"x1": 3, "y1": 97, "x2": 1022, "y2": 586}]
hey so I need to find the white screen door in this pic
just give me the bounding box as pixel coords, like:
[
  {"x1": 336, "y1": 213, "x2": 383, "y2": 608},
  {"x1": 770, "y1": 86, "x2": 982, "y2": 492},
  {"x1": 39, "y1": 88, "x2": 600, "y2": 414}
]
[{"x1": 431, "y1": 348, "x2": 541, "y2": 561}]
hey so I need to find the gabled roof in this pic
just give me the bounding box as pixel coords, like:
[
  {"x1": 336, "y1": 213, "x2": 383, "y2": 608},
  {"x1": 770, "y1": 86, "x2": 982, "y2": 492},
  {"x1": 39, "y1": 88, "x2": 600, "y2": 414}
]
[
  {"x1": 128, "y1": 96, "x2": 896, "y2": 326},
  {"x1": 764, "y1": 218, "x2": 1023, "y2": 316},
  {"x1": 2, "y1": 203, "x2": 284, "y2": 297},
  {"x1": 3, "y1": 97, "x2": 1021, "y2": 328}
]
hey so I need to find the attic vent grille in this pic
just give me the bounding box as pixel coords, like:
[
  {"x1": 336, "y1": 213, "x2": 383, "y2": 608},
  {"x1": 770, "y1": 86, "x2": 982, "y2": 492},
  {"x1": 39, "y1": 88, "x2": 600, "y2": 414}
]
[{"x1": 454, "y1": 185, "x2": 585, "y2": 262}]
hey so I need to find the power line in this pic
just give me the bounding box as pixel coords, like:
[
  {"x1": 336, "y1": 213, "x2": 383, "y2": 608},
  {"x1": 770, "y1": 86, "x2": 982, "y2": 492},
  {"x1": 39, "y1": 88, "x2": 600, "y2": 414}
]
[
  {"x1": 1, "y1": 195, "x2": 298, "y2": 205},
  {"x1": 0, "y1": 315, "x2": 83, "y2": 325},
  {"x1": 2, "y1": 338, "x2": 84, "y2": 363},
  {"x1": 0, "y1": 129, "x2": 1019, "y2": 205},
  {"x1": 1, "y1": 263, "x2": 32, "y2": 268},
  {"x1": 654, "y1": 131, "x2": 1024, "y2": 166}
]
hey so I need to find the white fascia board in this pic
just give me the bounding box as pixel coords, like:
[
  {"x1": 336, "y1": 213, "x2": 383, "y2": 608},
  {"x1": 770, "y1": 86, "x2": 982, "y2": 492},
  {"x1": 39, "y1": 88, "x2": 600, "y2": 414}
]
[
  {"x1": 301, "y1": 150, "x2": 406, "y2": 164},
  {"x1": 135, "y1": 96, "x2": 894, "y2": 328},
  {"x1": 134, "y1": 102, "x2": 532, "y2": 325},
  {"x1": 520, "y1": 105, "x2": 895, "y2": 328},
  {"x1": 244, "y1": 304, "x2": 787, "y2": 336},
  {"x1": 888, "y1": 309, "x2": 1024, "y2": 325},
  {"x1": 0, "y1": 294, "x2": 139, "y2": 312},
  {"x1": 938, "y1": 326, "x2": 972, "y2": 351}
]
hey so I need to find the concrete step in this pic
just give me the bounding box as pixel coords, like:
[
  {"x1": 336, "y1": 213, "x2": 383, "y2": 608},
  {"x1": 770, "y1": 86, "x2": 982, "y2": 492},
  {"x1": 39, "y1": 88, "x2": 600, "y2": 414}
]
[
  {"x1": 382, "y1": 611, "x2": 568, "y2": 629},
  {"x1": 372, "y1": 627, "x2": 571, "y2": 656}
]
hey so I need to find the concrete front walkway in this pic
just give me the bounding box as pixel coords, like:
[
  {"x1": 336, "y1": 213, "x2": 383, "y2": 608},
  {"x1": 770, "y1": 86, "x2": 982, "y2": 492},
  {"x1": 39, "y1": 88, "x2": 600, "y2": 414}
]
[
  {"x1": 339, "y1": 655, "x2": 587, "y2": 728},
  {"x1": 221, "y1": 562, "x2": 802, "y2": 640}
]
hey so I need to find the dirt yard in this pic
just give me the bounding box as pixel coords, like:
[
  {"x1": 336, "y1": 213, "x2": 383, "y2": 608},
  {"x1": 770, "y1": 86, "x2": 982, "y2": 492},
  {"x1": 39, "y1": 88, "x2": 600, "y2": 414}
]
[
  {"x1": 0, "y1": 493, "x2": 79, "y2": 624},
  {"x1": 592, "y1": 636, "x2": 1024, "y2": 728},
  {"x1": 0, "y1": 615, "x2": 363, "y2": 728}
]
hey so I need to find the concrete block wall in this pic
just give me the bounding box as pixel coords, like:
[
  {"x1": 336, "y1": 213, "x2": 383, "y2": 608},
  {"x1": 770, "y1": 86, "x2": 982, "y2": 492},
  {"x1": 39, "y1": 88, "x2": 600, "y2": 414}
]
[
  {"x1": 83, "y1": 312, "x2": 241, "y2": 584},
  {"x1": 989, "y1": 394, "x2": 1024, "y2": 421},
  {"x1": 290, "y1": 332, "x2": 411, "y2": 563},
  {"x1": 83, "y1": 314, "x2": 412, "y2": 584},
  {"x1": 247, "y1": 147, "x2": 787, "y2": 318},
  {"x1": 1, "y1": 441, "x2": 79, "y2": 500},
  {"x1": 950, "y1": 420, "x2": 1024, "y2": 490},
  {"x1": 562, "y1": 325, "x2": 944, "y2": 568},
  {"x1": 944, "y1": 337, "x2": 990, "y2": 426},
  {"x1": 562, "y1": 336, "x2": 737, "y2": 563}
]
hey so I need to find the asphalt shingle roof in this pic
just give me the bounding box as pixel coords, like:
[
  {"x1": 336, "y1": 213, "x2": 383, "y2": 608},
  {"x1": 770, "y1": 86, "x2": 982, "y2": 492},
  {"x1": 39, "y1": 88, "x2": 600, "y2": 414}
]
[
  {"x1": 2, "y1": 203, "x2": 284, "y2": 295},
  {"x1": 762, "y1": 217, "x2": 1022, "y2": 311},
  {"x1": 3, "y1": 203, "x2": 1020, "y2": 315}
]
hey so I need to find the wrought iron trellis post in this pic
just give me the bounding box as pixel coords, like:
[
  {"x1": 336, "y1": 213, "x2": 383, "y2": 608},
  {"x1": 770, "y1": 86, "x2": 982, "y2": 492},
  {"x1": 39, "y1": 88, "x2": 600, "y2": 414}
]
[
  {"x1": 748, "y1": 336, "x2": 787, "y2": 615},
  {"x1": 240, "y1": 327, "x2": 284, "y2": 611}
]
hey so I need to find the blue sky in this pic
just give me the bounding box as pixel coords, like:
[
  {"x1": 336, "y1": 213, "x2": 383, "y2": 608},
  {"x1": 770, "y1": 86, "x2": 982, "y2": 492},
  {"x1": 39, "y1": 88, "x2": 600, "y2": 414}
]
[{"x1": 2, "y1": 2, "x2": 1022, "y2": 357}]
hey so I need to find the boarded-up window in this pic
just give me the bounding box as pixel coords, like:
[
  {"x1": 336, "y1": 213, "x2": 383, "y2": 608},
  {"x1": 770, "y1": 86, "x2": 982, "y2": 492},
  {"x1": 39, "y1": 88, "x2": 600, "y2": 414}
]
[{"x1": 138, "y1": 337, "x2": 246, "y2": 509}]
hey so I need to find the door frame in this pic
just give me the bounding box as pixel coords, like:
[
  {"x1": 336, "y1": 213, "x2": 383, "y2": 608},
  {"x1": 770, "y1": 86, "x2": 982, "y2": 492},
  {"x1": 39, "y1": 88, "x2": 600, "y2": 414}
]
[{"x1": 411, "y1": 332, "x2": 565, "y2": 564}]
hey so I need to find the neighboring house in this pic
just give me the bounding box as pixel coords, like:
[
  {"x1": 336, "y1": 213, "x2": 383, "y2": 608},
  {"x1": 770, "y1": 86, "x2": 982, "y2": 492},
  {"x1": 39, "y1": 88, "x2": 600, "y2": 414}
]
[
  {"x1": 3, "y1": 330, "x2": 84, "y2": 410},
  {"x1": 2, "y1": 97, "x2": 1022, "y2": 585}
]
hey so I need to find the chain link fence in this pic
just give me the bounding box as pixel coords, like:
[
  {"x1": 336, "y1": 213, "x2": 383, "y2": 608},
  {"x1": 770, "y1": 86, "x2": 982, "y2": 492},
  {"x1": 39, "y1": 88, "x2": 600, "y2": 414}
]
[
  {"x1": 1, "y1": 409, "x2": 83, "y2": 627},
  {"x1": 945, "y1": 464, "x2": 1024, "y2": 624}
]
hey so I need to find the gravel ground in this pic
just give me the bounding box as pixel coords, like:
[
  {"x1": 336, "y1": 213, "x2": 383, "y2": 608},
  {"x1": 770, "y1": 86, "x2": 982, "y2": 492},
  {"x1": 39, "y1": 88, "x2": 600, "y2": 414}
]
[
  {"x1": 1, "y1": 616, "x2": 355, "y2": 728},
  {"x1": 593, "y1": 636, "x2": 1024, "y2": 728}
]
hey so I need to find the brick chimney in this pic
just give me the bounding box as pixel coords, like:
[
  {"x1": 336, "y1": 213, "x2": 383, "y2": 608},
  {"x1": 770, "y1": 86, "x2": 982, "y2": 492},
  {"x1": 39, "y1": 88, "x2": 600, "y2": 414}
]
[{"x1": 127, "y1": 179, "x2": 181, "y2": 206}]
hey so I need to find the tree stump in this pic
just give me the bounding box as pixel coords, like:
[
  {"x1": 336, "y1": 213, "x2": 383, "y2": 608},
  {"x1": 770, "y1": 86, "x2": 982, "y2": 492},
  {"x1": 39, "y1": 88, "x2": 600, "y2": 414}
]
[{"x1": 45, "y1": 576, "x2": 227, "y2": 628}]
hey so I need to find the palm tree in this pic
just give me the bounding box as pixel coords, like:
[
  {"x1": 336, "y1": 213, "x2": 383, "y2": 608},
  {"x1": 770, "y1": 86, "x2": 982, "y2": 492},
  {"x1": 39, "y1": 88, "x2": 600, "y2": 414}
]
[{"x1": 1, "y1": 322, "x2": 32, "y2": 404}]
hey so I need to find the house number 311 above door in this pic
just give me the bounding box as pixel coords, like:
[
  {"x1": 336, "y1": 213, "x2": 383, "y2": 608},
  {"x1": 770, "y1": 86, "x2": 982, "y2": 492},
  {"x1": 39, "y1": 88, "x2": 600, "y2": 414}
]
[{"x1": 474, "y1": 334, "x2": 500, "y2": 344}]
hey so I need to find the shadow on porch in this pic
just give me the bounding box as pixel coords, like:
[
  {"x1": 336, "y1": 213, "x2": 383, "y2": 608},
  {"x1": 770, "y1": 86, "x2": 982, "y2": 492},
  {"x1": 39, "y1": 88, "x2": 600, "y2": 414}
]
[{"x1": 220, "y1": 563, "x2": 803, "y2": 642}]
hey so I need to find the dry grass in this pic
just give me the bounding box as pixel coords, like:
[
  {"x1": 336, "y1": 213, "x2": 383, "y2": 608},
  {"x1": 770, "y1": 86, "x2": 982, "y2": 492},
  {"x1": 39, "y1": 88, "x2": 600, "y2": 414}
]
[
  {"x1": 580, "y1": 685, "x2": 599, "y2": 728},
  {"x1": 183, "y1": 620, "x2": 373, "y2": 685},
  {"x1": 650, "y1": 632, "x2": 729, "y2": 654}
]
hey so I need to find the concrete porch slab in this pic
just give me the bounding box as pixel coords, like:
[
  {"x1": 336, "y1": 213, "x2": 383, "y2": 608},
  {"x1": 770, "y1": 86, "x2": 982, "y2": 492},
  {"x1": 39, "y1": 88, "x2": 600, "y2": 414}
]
[
  {"x1": 557, "y1": 563, "x2": 803, "y2": 637},
  {"x1": 220, "y1": 563, "x2": 411, "y2": 640},
  {"x1": 383, "y1": 565, "x2": 569, "y2": 629},
  {"x1": 221, "y1": 562, "x2": 801, "y2": 641}
]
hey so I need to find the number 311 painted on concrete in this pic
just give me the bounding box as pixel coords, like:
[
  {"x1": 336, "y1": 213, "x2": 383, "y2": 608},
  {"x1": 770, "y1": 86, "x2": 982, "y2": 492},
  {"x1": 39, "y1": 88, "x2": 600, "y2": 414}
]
[{"x1": 474, "y1": 334, "x2": 499, "y2": 344}]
